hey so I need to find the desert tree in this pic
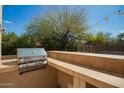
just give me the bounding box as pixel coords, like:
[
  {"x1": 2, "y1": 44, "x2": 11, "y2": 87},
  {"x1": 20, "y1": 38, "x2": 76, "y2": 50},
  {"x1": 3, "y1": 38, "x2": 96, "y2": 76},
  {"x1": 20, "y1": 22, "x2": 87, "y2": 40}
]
[{"x1": 26, "y1": 6, "x2": 88, "y2": 50}]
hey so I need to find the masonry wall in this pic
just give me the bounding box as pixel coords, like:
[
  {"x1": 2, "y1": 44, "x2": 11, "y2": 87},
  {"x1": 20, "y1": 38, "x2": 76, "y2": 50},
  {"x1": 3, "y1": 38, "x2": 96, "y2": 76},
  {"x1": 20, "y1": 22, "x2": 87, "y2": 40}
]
[
  {"x1": 1, "y1": 51, "x2": 124, "y2": 88},
  {"x1": 0, "y1": 66, "x2": 58, "y2": 88},
  {"x1": 0, "y1": 55, "x2": 58, "y2": 88},
  {"x1": 48, "y1": 51, "x2": 124, "y2": 75},
  {"x1": 1, "y1": 55, "x2": 74, "y2": 88}
]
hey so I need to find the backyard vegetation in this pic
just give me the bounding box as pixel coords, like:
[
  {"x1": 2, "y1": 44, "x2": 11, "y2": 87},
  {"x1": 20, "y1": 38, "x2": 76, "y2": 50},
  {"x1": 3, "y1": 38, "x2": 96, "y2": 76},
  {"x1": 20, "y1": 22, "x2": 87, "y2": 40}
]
[{"x1": 2, "y1": 7, "x2": 124, "y2": 55}]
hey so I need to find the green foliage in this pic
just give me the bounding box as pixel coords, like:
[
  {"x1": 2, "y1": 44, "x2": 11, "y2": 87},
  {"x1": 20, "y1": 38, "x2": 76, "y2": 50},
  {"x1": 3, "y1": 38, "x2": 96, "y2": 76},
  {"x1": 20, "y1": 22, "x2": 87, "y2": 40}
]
[
  {"x1": 95, "y1": 32, "x2": 106, "y2": 43},
  {"x1": 86, "y1": 32, "x2": 111, "y2": 44},
  {"x1": 117, "y1": 32, "x2": 124, "y2": 41},
  {"x1": 85, "y1": 31, "x2": 124, "y2": 52},
  {"x1": 2, "y1": 7, "x2": 124, "y2": 55},
  {"x1": 117, "y1": 32, "x2": 124, "y2": 47},
  {"x1": 86, "y1": 34, "x2": 96, "y2": 44},
  {"x1": 2, "y1": 29, "x2": 124, "y2": 55},
  {"x1": 25, "y1": 7, "x2": 88, "y2": 50},
  {"x1": 2, "y1": 31, "x2": 18, "y2": 55}
]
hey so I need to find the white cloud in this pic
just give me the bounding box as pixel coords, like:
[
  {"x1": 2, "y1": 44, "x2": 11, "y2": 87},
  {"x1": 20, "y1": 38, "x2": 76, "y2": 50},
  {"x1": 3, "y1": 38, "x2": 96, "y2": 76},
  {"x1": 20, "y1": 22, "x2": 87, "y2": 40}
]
[
  {"x1": 3, "y1": 20, "x2": 13, "y2": 24},
  {"x1": 112, "y1": 29, "x2": 124, "y2": 37},
  {"x1": 117, "y1": 29, "x2": 124, "y2": 33}
]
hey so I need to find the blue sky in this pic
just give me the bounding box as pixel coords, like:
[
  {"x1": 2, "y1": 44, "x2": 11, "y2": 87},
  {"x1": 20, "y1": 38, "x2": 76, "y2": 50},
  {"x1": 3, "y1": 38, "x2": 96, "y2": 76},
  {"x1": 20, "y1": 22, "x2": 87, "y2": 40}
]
[{"x1": 2, "y1": 5, "x2": 124, "y2": 37}]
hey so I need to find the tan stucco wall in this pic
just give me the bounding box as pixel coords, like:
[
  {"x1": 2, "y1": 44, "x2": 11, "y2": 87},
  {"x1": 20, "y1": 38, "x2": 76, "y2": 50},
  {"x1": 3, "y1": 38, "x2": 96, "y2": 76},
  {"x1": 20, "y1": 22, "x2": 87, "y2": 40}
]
[
  {"x1": 0, "y1": 5, "x2": 2, "y2": 62},
  {"x1": 1, "y1": 55, "x2": 73, "y2": 88},
  {"x1": 2, "y1": 55, "x2": 17, "y2": 60},
  {"x1": 1, "y1": 51, "x2": 123, "y2": 88},
  {"x1": 48, "y1": 51, "x2": 124, "y2": 75},
  {"x1": 1, "y1": 55, "x2": 58, "y2": 88},
  {"x1": 57, "y1": 70, "x2": 96, "y2": 88},
  {"x1": 0, "y1": 55, "x2": 58, "y2": 88},
  {"x1": 0, "y1": 66, "x2": 58, "y2": 88},
  {"x1": 57, "y1": 70, "x2": 73, "y2": 88}
]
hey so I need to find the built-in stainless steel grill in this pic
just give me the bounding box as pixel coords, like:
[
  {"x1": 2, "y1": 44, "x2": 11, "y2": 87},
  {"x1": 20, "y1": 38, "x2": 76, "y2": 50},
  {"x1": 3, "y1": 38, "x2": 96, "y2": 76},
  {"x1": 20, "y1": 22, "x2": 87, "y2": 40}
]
[{"x1": 17, "y1": 48, "x2": 47, "y2": 74}]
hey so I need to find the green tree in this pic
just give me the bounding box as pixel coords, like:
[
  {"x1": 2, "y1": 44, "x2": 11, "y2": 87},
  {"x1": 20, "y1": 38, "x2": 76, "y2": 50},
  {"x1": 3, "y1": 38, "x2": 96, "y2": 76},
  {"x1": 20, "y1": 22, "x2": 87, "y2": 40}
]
[
  {"x1": 117, "y1": 32, "x2": 124, "y2": 41},
  {"x1": 86, "y1": 33, "x2": 96, "y2": 44},
  {"x1": 2, "y1": 31, "x2": 18, "y2": 55},
  {"x1": 26, "y1": 7, "x2": 88, "y2": 50},
  {"x1": 117, "y1": 32, "x2": 124, "y2": 47},
  {"x1": 85, "y1": 32, "x2": 111, "y2": 44}
]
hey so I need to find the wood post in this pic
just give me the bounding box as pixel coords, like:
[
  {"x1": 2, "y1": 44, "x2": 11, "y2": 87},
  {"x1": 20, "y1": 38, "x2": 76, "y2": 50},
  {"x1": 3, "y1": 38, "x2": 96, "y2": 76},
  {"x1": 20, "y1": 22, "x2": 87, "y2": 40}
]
[
  {"x1": 73, "y1": 77, "x2": 80, "y2": 88},
  {"x1": 73, "y1": 77, "x2": 86, "y2": 88},
  {"x1": 80, "y1": 80, "x2": 86, "y2": 88}
]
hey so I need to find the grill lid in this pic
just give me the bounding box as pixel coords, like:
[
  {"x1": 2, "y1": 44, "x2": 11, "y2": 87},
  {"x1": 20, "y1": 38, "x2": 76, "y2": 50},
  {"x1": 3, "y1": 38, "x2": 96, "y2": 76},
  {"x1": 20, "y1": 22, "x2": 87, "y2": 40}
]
[{"x1": 17, "y1": 48, "x2": 47, "y2": 58}]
